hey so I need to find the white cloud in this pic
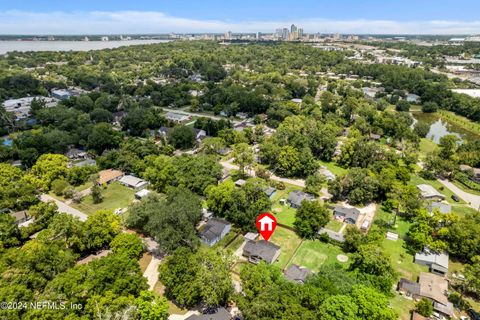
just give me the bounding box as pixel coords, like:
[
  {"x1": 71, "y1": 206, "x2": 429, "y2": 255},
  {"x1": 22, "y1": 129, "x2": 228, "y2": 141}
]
[{"x1": 0, "y1": 10, "x2": 479, "y2": 34}]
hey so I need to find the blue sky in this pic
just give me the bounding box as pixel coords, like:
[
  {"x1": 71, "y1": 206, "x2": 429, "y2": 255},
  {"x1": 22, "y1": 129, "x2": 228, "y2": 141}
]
[{"x1": 0, "y1": 0, "x2": 479, "y2": 34}]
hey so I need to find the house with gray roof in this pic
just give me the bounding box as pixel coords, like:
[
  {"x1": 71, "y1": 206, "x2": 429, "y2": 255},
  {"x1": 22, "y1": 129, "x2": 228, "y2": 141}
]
[
  {"x1": 333, "y1": 206, "x2": 361, "y2": 224},
  {"x1": 264, "y1": 187, "x2": 276, "y2": 198},
  {"x1": 287, "y1": 190, "x2": 315, "y2": 208},
  {"x1": 185, "y1": 307, "x2": 231, "y2": 320},
  {"x1": 199, "y1": 218, "x2": 231, "y2": 247},
  {"x1": 417, "y1": 184, "x2": 445, "y2": 201},
  {"x1": 427, "y1": 202, "x2": 451, "y2": 215},
  {"x1": 414, "y1": 248, "x2": 449, "y2": 276},
  {"x1": 165, "y1": 112, "x2": 190, "y2": 123},
  {"x1": 243, "y1": 240, "x2": 281, "y2": 264},
  {"x1": 119, "y1": 175, "x2": 149, "y2": 190},
  {"x1": 284, "y1": 264, "x2": 312, "y2": 284}
]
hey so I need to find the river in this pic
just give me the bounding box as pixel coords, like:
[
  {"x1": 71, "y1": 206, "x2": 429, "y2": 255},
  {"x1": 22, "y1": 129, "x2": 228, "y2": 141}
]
[
  {"x1": 411, "y1": 111, "x2": 479, "y2": 143},
  {"x1": 0, "y1": 40, "x2": 170, "y2": 54}
]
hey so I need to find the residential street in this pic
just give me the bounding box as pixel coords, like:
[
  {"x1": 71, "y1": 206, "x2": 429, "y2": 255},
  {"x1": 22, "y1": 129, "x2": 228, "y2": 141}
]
[
  {"x1": 40, "y1": 194, "x2": 88, "y2": 221},
  {"x1": 437, "y1": 179, "x2": 480, "y2": 210}
]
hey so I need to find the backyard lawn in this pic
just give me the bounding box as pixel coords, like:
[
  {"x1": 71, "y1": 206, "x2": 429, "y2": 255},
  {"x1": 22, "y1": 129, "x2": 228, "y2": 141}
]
[
  {"x1": 324, "y1": 219, "x2": 343, "y2": 232},
  {"x1": 390, "y1": 294, "x2": 415, "y2": 320},
  {"x1": 71, "y1": 182, "x2": 136, "y2": 215},
  {"x1": 382, "y1": 237, "x2": 428, "y2": 281},
  {"x1": 288, "y1": 240, "x2": 348, "y2": 272},
  {"x1": 270, "y1": 187, "x2": 300, "y2": 227},
  {"x1": 418, "y1": 138, "x2": 438, "y2": 158},
  {"x1": 270, "y1": 226, "x2": 302, "y2": 270},
  {"x1": 318, "y1": 160, "x2": 348, "y2": 177}
]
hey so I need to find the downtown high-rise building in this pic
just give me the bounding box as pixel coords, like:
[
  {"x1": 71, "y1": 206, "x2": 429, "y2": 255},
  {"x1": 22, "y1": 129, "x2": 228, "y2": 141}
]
[{"x1": 291, "y1": 24, "x2": 298, "y2": 33}]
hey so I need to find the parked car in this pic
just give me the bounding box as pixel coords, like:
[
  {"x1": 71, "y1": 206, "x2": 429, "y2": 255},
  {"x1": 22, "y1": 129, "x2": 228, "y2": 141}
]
[{"x1": 451, "y1": 194, "x2": 460, "y2": 202}]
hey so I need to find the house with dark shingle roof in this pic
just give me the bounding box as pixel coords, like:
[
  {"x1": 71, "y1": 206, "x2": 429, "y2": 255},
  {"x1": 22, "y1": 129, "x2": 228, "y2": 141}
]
[
  {"x1": 185, "y1": 307, "x2": 231, "y2": 320},
  {"x1": 243, "y1": 240, "x2": 281, "y2": 264},
  {"x1": 199, "y1": 218, "x2": 231, "y2": 247},
  {"x1": 287, "y1": 190, "x2": 315, "y2": 208},
  {"x1": 333, "y1": 206, "x2": 361, "y2": 224},
  {"x1": 264, "y1": 187, "x2": 276, "y2": 198},
  {"x1": 284, "y1": 264, "x2": 312, "y2": 284}
]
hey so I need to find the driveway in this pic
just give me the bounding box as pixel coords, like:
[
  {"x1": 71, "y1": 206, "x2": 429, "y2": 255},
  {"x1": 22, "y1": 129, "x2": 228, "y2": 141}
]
[
  {"x1": 220, "y1": 159, "x2": 306, "y2": 188},
  {"x1": 437, "y1": 179, "x2": 480, "y2": 210},
  {"x1": 40, "y1": 194, "x2": 88, "y2": 221},
  {"x1": 143, "y1": 256, "x2": 162, "y2": 291}
]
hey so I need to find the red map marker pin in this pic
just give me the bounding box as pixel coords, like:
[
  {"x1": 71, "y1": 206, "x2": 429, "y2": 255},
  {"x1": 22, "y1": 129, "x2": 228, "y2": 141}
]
[{"x1": 256, "y1": 212, "x2": 277, "y2": 241}]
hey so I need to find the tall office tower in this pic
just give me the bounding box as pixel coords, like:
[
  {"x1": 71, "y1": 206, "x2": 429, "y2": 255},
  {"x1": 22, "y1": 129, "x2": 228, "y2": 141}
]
[
  {"x1": 298, "y1": 28, "x2": 304, "y2": 38},
  {"x1": 275, "y1": 28, "x2": 283, "y2": 37},
  {"x1": 224, "y1": 31, "x2": 232, "y2": 40},
  {"x1": 291, "y1": 24, "x2": 298, "y2": 33},
  {"x1": 282, "y1": 28, "x2": 289, "y2": 39}
]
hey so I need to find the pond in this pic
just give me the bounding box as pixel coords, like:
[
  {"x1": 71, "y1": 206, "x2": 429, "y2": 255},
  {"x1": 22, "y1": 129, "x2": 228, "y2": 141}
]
[{"x1": 411, "y1": 111, "x2": 479, "y2": 144}]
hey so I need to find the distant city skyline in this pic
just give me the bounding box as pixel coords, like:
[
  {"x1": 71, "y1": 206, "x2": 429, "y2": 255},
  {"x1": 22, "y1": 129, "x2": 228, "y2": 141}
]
[{"x1": 0, "y1": 0, "x2": 480, "y2": 35}]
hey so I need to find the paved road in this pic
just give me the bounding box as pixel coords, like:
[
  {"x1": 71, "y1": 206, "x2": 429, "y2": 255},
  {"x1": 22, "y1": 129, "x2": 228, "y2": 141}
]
[
  {"x1": 143, "y1": 256, "x2": 162, "y2": 291},
  {"x1": 40, "y1": 194, "x2": 88, "y2": 221},
  {"x1": 220, "y1": 159, "x2": 306, "y2": 188},
  {"x1": 437, "y1": 179, "x2": 480, "y2": 210}
]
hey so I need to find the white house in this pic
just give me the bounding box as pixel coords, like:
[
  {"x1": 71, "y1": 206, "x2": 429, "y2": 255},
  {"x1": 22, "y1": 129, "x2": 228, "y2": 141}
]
[{"x1": 119, "y1": 175, "x2": 149, "y2": 190}]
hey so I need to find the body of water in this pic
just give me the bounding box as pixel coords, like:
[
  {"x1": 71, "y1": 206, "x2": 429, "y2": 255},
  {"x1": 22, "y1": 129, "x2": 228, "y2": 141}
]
[
  {"x1": 412, "y1": 111, "x2": 479, "y2": 143},
  {"x1": 0, "y1": 40, "x2": 170, "y2": 54}
]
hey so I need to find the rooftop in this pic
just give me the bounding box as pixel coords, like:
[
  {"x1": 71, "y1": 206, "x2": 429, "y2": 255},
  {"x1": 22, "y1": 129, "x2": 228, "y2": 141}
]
[
  {"x1": 199, "y1": 218, "x2": 231, "y2": 243},
  {"x1": 284, "y1": 264, "x2": 312, "y2": 283},
  {"x1": 98, "y1": 169, "x2": 124, "y2": 185},
  {"x1": 418, "y1": 272, "x2": 449, "y2": 305},
  {"x1": 417, "y1": 184, "x2": 445, "y2": 199},
  {"x1": 243, "y1": 240, "x2": 281, "y2": 264}
]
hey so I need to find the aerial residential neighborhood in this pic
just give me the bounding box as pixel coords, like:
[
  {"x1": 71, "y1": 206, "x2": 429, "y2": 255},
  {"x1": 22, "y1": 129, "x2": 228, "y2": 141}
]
[{"x1": 1, "y1": 1, "x2": 480, "y2": 320}]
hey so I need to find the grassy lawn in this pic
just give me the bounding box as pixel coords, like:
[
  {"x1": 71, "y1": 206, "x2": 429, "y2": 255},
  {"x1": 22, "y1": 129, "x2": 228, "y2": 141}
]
[
  {"x1": 74, "y1": 181, "x2": 93, "y2": 192},
  {"x1": 452, "y1": 179, "x2": 480, "y2": 196},
  {"x1": 289, "y1": 240, "x2": 348, "y2": 272},
  {"x1": 213, "y1": 231, "x2": 238, "y2": 249},
  {"x1": 410, "y1": 175, "x2": 466, "y2": 204},
  {"x1": 382, "y1": 238, "x2": 428, "y2": 281},
  {"x1": 138, "y1": 252, "x2": 153, "y2": 273},
  {"x1": 270, "y1": 226, "x2": 302, "y2": 270},
  {"x1": 318, "y1": 160, "x2": 348, "y2": 177},
  {"x1": 270, "y1": 187, "x2": 300, "y2": 228},
  {"x1": 374, "y1": 206, "x2": 411, "y2": 238},
  {"x1": 225, "y1": 234, "x2": 246, "y2": 252},
  {"x1": 71, "y1": 182, "x2": 136, "y2": 215},
  {"x1": 153, "y1": 282, "x2": 188, "y2": 315},
  {"x1": 451, "y1": 204, "x2": 479, "y2": 218},
  {"x1": 418, "y1": 138, "x2": 438, "y2": 158},
  {"x1": 390, "y1": 294, "x2": 415, "y2": 320},
  {"x1": 324, "y1": 219, "x2": 343, "y2": 232}
]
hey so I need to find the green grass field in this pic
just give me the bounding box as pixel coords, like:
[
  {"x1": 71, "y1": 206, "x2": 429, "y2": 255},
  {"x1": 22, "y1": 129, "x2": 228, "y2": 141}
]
[
  {"x1": 289, "y1": 240, "x2": 348, "y2": 272},
  {"x1": 390, "y1": 294, "x2": 415, "y2": 320},
  {"x1": 418, "y1": 138, "x2": 438, "y2": 158},
  {"x1": 324, "y1": 219, "x2": 343, "y2": 232},
  {"x1": 270, "y1": 187, "x2": 300, "y2": 227},
  {"x1": 271, "y1": 226, "x2": 302, "y2": 269},
  {"x1": 382, "y1": 237, "x2": 428, "y2": 281},
  {"x1": 318, "y1": 160, "x2": 348, "y2": 177},
  {"x1": 71, "y1": 182, "x2": 136, "y2": 215}
]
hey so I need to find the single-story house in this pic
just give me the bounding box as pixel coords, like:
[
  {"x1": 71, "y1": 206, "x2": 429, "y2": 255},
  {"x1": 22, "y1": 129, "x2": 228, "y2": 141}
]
[
  {"x1": 333, "y1": 206, "x2": 361, "y2": 224},
  {"x1": 51, "y1": 88, "x2": 80, "y2": 100},
  {"x1": 406, "y1": 93, "x2": 421, "y2": 104},
  {"x1": 417, "y1": 184, "x2": 446, "y2": 201},
  {"x1": 234, "y1": 179, "x2": 247, "y2": 187},
  {"x1": 264, "y1": 187, "x2": 276, "y2": 198},
  {"x1": 243, "y1": 240, "x2": 281, "y2": 264},
  {"x1": 193, "y1": 128, "x2": 207, "y2": 141},
  {"x1": 98, "y1": 169, "x2": 124, "y2": 185},
  {"x1": 10, "y1": 210, "x2": 29, "y2": 225},
  {"x1": 220, "y1": 169, "x2": 230, "y2": 182},
  {"x1": 217, "y1": 148, "x2": 232, "y2": 156},
  {"x1": 165, "y1": 112, "x2": 190, "y2": 123},
  {"x1": 318, "y1": 228, "x2": 345, "y2": 242},
  {"x1": 284, "y1": 264, "x2": 312, "y2": 284},
  {"x1": 185, "y1": 307, "x2": 231, "y2": 320},
  {"x1": 236, "y1": 112, "x2": 249, "y2": 119},
  {"x1": 199, "y1": 218, "x2": 231, "y2": 247},
  {"x1": 65, "y1": 148, "x2": 88, "y2": 160},
  {"x1": 397, "y1": 272, "x2": 454, "y2": 319},
  {"x1": 158, "y1": 126, "x2": 172, "y2": 137},
  {"x1": 427, "y1": 202, "x2": 451, "y2": 215},
  {"x1": 369, "y1": 133, "x2": 382, "y2": 141},
  {"x1": 287, "y1": 190, "x2": 315, "y2": 208},
  {"x1": 119, "y1": 175, "x2": 149, "y2": 190},
  {"x1": 398, "y1": 278, "x2": 421, "y2": 298},
  {"x1": 135, "y1": 189, "x2": 151, "y2": 200},
  {"x1": 414, "y1": 249, "x2": 449, "y2": 276}
]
